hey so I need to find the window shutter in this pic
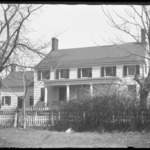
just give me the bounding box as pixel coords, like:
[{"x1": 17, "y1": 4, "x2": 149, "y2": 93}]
[
  {"x1": 56, "y1": 70, "x2": 59, "y2": 79},
  {"x1": 136, "y1": 65, "x2": 140, "y2": 75},
  {"x1": 113, "y1": 66, "x2": 116, "y2": 76},
  {"x1": 2, "y1": 97, "x2": 4, "y2": 106},
  {"x1": 67, "y1": 69, "x2": 69, "y2": 79},
  {"x1": 37, "y1": 70, "x2": 41, "y2": 81},
  {"x1": 101, "y1": 67, "x2": 104, "y2": 77},
  {"x1": 40, "y1": 88, "x2": 45, "y2": 101},
  {"x1": 89, "y1": 68, "x2": 92, "y2": 77},
  {"x1": 78, "y1": 68, "x2": 81, "y2": 78},
  {"x1": 8, "y1": 97, "x2": 11, "y2": 105},
  {"x1": 123, "y1": 66, "x2": 127, "y2": 76}
]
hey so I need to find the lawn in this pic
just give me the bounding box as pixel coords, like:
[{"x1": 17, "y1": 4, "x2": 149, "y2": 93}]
[{"x1": 0, "y1": 128, "x2": 150, "y2": 148}]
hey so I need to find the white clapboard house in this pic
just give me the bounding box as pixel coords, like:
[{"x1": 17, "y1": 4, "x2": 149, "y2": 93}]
[{"x1": 33, "y1": 29, "x2": 149, "y2": 107}]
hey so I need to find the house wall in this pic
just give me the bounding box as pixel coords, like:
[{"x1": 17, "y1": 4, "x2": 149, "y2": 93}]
[
  {"x1": 34, "y1": 71, "x2": 44, "y2": 107},
  {"x1": 34, "y1": 63, "x2": 145, "y2": 106},
  {"x1": 1, "y1": 86, "x2": 33, "y2": 109}
]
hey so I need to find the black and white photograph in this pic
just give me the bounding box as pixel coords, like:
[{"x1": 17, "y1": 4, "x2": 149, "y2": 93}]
[{"x1": 0, "y1": 2, "x2": 150, "y2": 148}]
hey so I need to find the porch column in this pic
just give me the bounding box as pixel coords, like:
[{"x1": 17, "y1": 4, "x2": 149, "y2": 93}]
[
  {"x1": 90, "y1": 84, "x2": 93, "y2": 98},
  {"x1": 44, "y1": 87, "x2": 48, "y2": 107},
  {"x1": 66, "y1": 85, "x2": 70, "y2": 102}
]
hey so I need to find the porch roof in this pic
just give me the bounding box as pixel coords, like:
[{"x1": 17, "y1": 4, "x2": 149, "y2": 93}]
[{"x1": 44, "y1": 77, "x2": 122, "y2": 87}]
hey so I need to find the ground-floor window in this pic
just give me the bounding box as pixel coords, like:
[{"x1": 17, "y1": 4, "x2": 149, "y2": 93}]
[
  {"x1": 29, "y1": 96, "x2": 34, "y2": 106},
  {"x1": 2, "y1": 96, "x2": 11, "y2": 106}
]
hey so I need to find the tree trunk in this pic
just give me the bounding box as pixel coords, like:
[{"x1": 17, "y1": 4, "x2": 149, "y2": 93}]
[{"x1": 140, "y1": 89, "x2": 149, "y2": 110}]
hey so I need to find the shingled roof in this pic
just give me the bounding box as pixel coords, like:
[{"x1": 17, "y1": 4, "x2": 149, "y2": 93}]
[
  {"x1": 1, "y1": 71, "x2": 34, "y2": 88},
  {"x1": 35, "y1": 42, "x2": 146, "y2": 70}
]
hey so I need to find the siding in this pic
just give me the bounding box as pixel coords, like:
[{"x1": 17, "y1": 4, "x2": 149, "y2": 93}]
[
  {"x1": 70, "y1": 68, "x2": 77, "y2": 79},
  {"x1": 34, "y1": 71, "x2": 44, "y2": 106},
  {"x1": 1, "y1": 86, "x2": 33, "y2": 109},
  {"x1": 116, "y1": 65, "x2": 122, "y2": 78},
  {"x1": 92, "y1": 67, "x2": 100, "y2": 78}
]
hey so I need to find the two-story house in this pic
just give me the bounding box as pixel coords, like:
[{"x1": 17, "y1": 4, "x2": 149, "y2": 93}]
[
  {"x1": 0, "y1": 64, "x2": 34, "y2": 109},
  {"x1": 33, "y1": 29, "x2": 149, "y2": 107}
]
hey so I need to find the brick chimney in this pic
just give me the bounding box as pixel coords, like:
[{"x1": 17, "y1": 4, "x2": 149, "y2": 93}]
[
  {"x1": 11, "y1": 64, "x2": 16, "y2": 73},
  {"x1": 141, "y1": 28, "x2": 146, "y2": 44},
  {"x1": 51, "y1": 38, "x2": 58, "y2": 51}
]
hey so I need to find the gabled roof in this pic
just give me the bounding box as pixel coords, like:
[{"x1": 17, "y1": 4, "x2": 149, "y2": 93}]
[
  {"x1": 1, "y1": 71, "x2": 34, "y2": 88},
  {"x1": 35, "y1": 42, "x2": 146, "y2": 69}
]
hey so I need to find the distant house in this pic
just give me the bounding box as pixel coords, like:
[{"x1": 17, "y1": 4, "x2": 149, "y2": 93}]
[
  {"x1": 0, "y1": 65, "x2": 34, "y2": 109},
  {"x1": 33, "y1": 29, "x2": 149, "y2": 107}
]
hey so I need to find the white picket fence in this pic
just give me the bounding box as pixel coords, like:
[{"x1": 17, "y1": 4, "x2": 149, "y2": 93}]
[{"x1": 0, "y1": 107, "x2": 59, "y2": 127}]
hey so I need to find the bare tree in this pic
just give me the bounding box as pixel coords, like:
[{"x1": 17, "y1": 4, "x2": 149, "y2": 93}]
[
  {"x1": 102, "y1": 5, "x2": 150, "y2": 110},
  {"x1": 0, "y1": 4, "x2": 49, "y2": 74}
]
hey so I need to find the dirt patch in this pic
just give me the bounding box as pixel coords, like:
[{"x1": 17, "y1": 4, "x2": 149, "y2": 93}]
[{"x1": 0, "y1": 128, "x2": 150, "y2": 148}]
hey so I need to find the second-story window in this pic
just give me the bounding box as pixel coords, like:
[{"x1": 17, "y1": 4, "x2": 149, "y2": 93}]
[
  {"x1": 123, "y1": 65, "x2": 140, "y2": 76},
  {"x1": 37, "y1": 70, "x2": 50, "y2": 81},
  {"x1": 78, "y1": 68, "x2": 92, "y2": 78},
  {"x1": 42, "y1": 70, "x2": 50, "y2": 80},
  {"x1": 101, "y1": 66, "x2": 116, "y2": 77},
  {"x1": 56, "y1": 69, "x2": 69, "y2": 79}
]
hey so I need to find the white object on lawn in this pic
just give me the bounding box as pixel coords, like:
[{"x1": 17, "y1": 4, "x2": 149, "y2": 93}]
[{"x1": 65, "y1": 128, "x2": 74, "y2": 133}]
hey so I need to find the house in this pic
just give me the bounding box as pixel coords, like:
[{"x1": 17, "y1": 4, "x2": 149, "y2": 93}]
[
  {"x1": 0, "y1": 64, "x2": 34, "y2": 109},
  {"x1": 33, "y1": 29, "x2": 149, "y2": 107}
]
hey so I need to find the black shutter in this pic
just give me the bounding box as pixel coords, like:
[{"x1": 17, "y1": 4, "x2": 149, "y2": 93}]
[
  {"x1": 2, "y1": 97, "x2": 4, "y2": 106},
  {"x1": 89, "y1": 68, "x2": 92, "y2": 77},
  {"x1": 37, "y1": 70, "x2": 41, "y2": 81},
  {"x1": 66, "y1": 69, "x2": 69, "y2": 79},
  {"x1": 8, "y1": 97, "x2": 11, "y2": 105},
  {"x1": 101, "y1": 67, "x2": 104, "y2": 77},
  {"x1": 113, "y1": 66, "x2": 116, "y2": 76},
  {"x1": 78, "y1": 68, "x2": 81, "y2": 78},
  {"x1": 56, "y1": 70, "x2": 59, "y2": 79},
  {"x1": 123, "y1": 66, "x2": 127, "y2": 76},
  {"x1": 136, "y1": 65, "x2": 140, "y2": 75},
  {"x1": 40, "y1": 88, "x2": 45, "y2": 101}
]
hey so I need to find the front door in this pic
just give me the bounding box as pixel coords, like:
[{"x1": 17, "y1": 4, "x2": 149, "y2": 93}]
[
  {"x1": 59, "y1": 87, "x2": 66, "y2": 101},
  {"x1": 17, "y1": 96, "x2": 23, "y2": 109}
]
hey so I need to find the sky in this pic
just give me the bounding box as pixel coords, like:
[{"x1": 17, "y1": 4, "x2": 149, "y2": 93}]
[{"x1": 26, "y1": 4, "x2": 136, "y2": 52}]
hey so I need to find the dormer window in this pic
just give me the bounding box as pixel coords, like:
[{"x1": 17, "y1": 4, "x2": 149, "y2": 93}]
[
  {"x1": 101, "y1": 66, "x2": 116, "y2": 77},
  {"x1": 56, "y1": 69, "x2": 69, "y2": 79},
  {"x1": 78, "y1": 68, "x2": 92, "y2": 78},
  {"x1": 37, "y1": 70, "x2": 50, "y2": 81},
  {"x1": 123, "y1": 65, "x2": 140, "y2": 76}
]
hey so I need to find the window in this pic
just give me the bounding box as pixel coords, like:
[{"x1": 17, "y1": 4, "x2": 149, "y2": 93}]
[
  {"x1": 78, "y1": 68, "x2": 92, "y2": 78},
  {"x1": 29, "y1": 96, "x2": 34, "y2": 106},
  {"x1": 37, "y1": 70, "x2": 50, "y2": 81},
  {"x1": 2, "y1": 96, "x2": 11, "y2": 106},
  {"x1": 123, "y1": 65, "x2": 140, "y2": 76},
  {"x1": 101, "y1": 66, "x2": 116, "y2": 77},
  {"x1": 40, "y1": 88, "x2": 45, "y2": 101},
  {"x1": 42, "y1": 70, "x2": 50, "y2": 80},
  {"x1": 55, "y1": 69, "x2": 69, "y2": 79}
]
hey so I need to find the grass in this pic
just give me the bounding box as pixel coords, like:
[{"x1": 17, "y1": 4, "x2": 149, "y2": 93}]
[{"x1": 0, "y1": 127, "x2": 150, "y2": 148}]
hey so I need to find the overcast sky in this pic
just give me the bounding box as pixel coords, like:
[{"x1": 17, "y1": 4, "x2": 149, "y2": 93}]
[{"x1": 27, "y1": 4, "x2": 136, "y2": 51}]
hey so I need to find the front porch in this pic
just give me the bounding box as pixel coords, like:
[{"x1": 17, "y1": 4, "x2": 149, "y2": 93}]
[{"x1": 43, "y1": 77, "x2": 122, "y2": 107}]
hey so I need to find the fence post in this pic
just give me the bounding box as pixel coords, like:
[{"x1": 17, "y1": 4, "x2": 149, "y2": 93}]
[
  {"x1": 51, "y1": 110, "x2": 54, "y2": 126},
  {"x1": 58, "y1": 110, "x2": 60, "y2": 121},
  {"x1": 83, "y1": 112, "x2": 85, "y2": 125},
  {"x1": 14, "y1": 111, "x2": 17, "y2": 128},
  {"x1": 112, "y1": 114, "x2": 115, "y2": 123},
  {"x1": 34, "y1": 110, "x2": 37, "y2": 126}
]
